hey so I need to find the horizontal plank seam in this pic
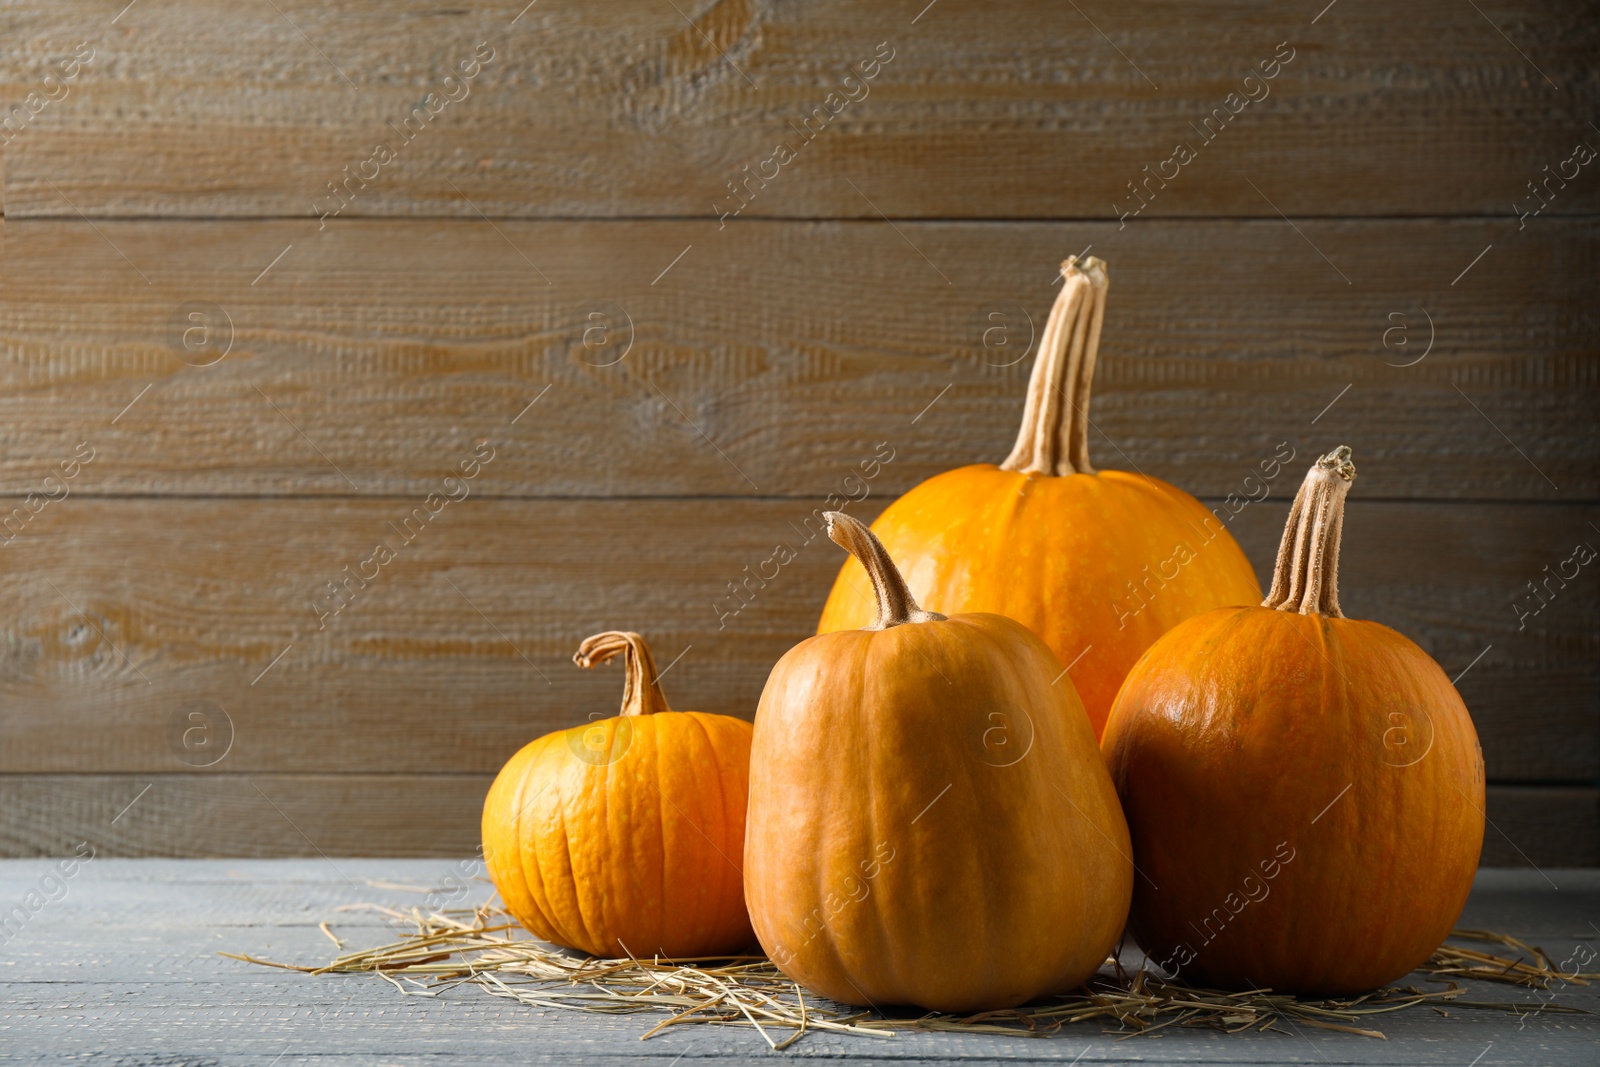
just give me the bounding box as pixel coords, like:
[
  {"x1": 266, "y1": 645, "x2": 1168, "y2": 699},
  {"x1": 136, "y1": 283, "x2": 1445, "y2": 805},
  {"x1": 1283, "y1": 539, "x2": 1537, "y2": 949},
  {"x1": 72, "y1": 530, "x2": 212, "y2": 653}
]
[
  {"x1": 5, "y1": 213, "x2": 1600, "y2": 225},
  {"x1": 0, "y1": 772, "x2": 493, "y2": 780},
  {"x1": 1488, "y1": 780, "x2": 1600, "y2": 789},
  {"x1": 2, "y1": 773, "x2": 1593, "y2": 787},
  {"x1": 1, "y1": 493, "x2": 1595, "y2": 506}
]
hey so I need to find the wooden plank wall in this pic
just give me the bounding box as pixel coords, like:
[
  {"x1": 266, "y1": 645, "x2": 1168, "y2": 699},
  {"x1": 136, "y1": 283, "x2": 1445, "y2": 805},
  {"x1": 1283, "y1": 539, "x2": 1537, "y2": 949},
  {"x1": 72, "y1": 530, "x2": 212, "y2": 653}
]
[{"x1": 1, "y1": 0, "x2": 1595, "y2": 864}]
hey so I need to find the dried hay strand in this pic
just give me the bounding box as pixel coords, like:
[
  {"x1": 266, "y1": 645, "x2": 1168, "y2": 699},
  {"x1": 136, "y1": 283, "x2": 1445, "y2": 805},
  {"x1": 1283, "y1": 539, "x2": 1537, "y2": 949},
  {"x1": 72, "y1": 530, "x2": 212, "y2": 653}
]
[
  {"x1": 225, "y1": 903, "x2": 1592, "y2": 1048},
  {"x1": 1426, "y1": 929, "x2": 1599, "y2": 990}
]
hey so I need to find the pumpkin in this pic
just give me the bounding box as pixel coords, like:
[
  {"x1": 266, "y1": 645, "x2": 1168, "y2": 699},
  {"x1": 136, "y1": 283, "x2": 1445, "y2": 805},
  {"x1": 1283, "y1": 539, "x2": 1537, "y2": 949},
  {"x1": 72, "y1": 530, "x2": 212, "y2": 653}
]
[
  {"x1": 1102, "y1": 446, "x2": 1486, "y2": 995},
  {"x1": 818, "y1": 256, "x2": 1262, "y2": 739},
  {"x1": 481, "y1": 630, "x2": 755, "y2": 958},
  {"x1": 745, "y1": 511, "x2": 1132, "y2": 1011}
]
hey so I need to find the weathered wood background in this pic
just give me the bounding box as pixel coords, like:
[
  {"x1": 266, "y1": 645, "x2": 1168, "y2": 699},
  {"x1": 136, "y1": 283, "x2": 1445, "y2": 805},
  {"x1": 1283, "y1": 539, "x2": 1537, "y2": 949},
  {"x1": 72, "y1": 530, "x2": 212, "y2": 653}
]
[
  {"x1": 1, "y1": 0, "x2": 1595, "y2": 863},
  {"x1": 6, "y1": 861, "x2": 1599, "y2": 1062}
]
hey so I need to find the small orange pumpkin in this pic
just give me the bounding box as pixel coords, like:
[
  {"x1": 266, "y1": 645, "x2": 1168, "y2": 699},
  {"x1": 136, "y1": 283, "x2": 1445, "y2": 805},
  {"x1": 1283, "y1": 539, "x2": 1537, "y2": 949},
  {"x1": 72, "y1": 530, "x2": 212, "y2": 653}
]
[
  {"x1": 746, "y1": 512, "x2": 1132, "y2": 1011},
  {"x1": 482, "y1": 631, "x2": 755, "y2": 958},
  {"x1": 819, "y1": 256, "x2": 1261, "y2": 738},
  {"x1": 1102, "y1": 447, "x2": 1486, "y2": 994}
]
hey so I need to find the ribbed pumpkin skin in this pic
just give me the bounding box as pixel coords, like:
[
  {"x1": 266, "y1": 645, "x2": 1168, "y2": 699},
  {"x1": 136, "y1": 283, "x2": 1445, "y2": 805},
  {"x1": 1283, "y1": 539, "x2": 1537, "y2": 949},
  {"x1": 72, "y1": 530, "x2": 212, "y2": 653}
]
[
  {"x1": 1102, "y1": 607, "x2": 1485, "y2": 995},
  {"x1": 482, "y1": 711, "x2": 755, "y2": 958},
  {"x1": 746, "y1": 612, "x2": 1133, "y2": 1012},
  {"x1": 818, "y1": 465, "x2": 1262, "y2": 738}
]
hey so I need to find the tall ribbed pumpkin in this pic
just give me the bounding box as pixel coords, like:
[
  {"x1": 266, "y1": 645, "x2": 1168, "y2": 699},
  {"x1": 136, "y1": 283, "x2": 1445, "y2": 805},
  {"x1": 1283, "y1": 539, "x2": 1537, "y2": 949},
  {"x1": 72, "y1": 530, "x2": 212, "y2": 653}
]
[
  {"x1": 482, "y1": 631, "x2": 754, "y2": 958},
  {"x1": 1102, "y1": 447, "x2": 1485, "y2": 994},
  {"x1": 819, "y1": 256, "x2": 1261, "y2": 737},
  {"x1": 746, "y1": 512, "x2": 1132, "y2": 1011}
]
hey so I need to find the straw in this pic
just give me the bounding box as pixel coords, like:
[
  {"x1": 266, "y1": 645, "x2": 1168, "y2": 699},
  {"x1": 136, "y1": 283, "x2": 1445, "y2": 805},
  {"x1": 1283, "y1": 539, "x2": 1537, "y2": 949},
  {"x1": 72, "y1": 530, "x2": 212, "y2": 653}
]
[{"x1": 225, "y1": 904, "x2": 1592, "y2": 1047}]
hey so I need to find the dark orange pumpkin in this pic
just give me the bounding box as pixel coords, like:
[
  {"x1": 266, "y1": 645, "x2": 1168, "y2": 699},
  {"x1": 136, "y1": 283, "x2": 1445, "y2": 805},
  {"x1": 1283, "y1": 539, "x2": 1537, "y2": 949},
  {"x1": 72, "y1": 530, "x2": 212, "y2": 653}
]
[
  {"x1": 819, "y1": 256, "x2": 1260, "y2": 737},
  {"x1": 747, "y1": 512, "x2": 1132, "y2": 1011},
  {"x1": 1102, "y1": 447, "x2": 1485, "y2": 994},
  {"x1": 482, "y1": 631, "x2": 754, "y2": 958}
]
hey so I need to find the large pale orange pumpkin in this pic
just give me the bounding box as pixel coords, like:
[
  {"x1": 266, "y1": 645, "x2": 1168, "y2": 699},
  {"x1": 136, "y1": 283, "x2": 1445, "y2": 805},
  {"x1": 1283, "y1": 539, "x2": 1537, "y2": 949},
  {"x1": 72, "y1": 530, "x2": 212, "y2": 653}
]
[
  {"x1": 746, "y1": 512, "x2": 1132, "y2": 1011},
  {"x1": 482, "y1": 631, "x2": 754, "y2": 958},
  {"x1": 819, "y1": 256, "x2": 1261, "y2": 738},
  {"x1": 1102, "y1": 447, "x2": 1485, "y2": 995}
]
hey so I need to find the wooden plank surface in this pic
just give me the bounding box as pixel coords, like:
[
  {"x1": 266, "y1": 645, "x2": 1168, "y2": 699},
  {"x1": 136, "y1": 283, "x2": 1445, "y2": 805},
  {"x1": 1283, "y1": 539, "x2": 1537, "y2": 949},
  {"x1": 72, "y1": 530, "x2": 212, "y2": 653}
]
[
  {"x1": 1, "y1": 860, "x2": 1596, "y2": 1064},
  {"x1": 2, "y1": 1, "x2": 1596, "y2": 219},
  {"x1": 3, "y1": 0, "x2": 1596, "y2": 869},
  {"x1": 1, "y1": 777, "x2": 1590, "y2": 864},
  {"x1": 1483, "y1": 787, "x2": 1600, "y2": 868},
  {"x1": 0, "y1": 497, "x2": 1592, "y2": 782},
  {"x1": 1, "y1": 218, "x2": 1593, "y2": 500}
]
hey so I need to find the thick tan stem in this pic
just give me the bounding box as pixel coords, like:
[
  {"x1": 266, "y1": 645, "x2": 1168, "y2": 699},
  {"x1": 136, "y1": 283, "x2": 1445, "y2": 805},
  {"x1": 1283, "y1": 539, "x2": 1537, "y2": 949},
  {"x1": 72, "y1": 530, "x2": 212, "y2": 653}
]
[
  {"x1": 1262, "y1": 446, "x2": 1357, "y2": 617},
  {"x1": 999, "y1": 255, "x2": 1110, "y2": 476},
  {"x1": 573, "y1": 631, "x2": 671, "y2": 717},
  {"x1": 825, "y1": 512, "x2": 946, "y2": 630}
]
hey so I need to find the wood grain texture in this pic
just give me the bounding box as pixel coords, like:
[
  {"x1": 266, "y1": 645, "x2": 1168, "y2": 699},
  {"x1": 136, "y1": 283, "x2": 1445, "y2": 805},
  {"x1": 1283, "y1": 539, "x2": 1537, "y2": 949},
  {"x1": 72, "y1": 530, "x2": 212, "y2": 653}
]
[
  {"x1": 1, "y1": 1, "x2": 1596, "y2": 219},
  {"x1": 0, "y1": 777, "x2": 1589, "y2": 863},
  {"x1": 1, "y1": 218, "x2": 1593, "y2": 500},
  {"x1": 1479, "y1": 787, "x2": 1600, "y2": 868},
  {"x1": 3, "y1": 1, "x2": 1595, "y2": 866},
  {"x1": 3, "y1": 865, "x2": 1597, "y2": 1064},
  {"x1": 0, "y1": 497, "x2": 1592, "y2": 784}
]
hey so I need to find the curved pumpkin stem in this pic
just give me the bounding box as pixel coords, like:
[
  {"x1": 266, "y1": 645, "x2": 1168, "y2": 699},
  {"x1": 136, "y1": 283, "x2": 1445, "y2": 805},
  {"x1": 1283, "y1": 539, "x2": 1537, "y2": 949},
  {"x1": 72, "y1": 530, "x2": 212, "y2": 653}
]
[
  {"x1": 999, "y1": 255, "x2": 1110, "y2": 477},
  {"x1": 573, "y1": 631, "x2": 672, "y2": 717},
  {"x1": 1262, "y1": 446, "x2": 1357, "y2": 617},
  {"x1": 825, "y1": 512, "x2": 946, "y2": 630}
]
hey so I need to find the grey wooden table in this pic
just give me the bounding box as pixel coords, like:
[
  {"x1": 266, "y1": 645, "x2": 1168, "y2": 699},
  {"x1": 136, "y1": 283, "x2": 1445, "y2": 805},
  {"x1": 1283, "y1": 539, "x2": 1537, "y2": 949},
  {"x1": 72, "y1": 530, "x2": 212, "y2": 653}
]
[{"x1": 2, "y1": 860, "x2": 1596, "y2": 1065}]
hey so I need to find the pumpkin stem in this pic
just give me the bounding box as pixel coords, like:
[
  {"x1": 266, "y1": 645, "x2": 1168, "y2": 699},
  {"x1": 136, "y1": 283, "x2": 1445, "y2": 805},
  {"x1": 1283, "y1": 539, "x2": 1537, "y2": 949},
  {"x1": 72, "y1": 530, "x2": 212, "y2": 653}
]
[
  {"x1": 998, "y1": 255, "x2": 1110, "y2": 477},
  {"x1": 573, "y1": 631, "x2": 672, "y2": 717},
  {"x1": 1262, "y1": 446, "x2": 1357, "y2": 618},
  {"x1": 824, "y1": 512, "x2": 947, "y2": 629}
]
